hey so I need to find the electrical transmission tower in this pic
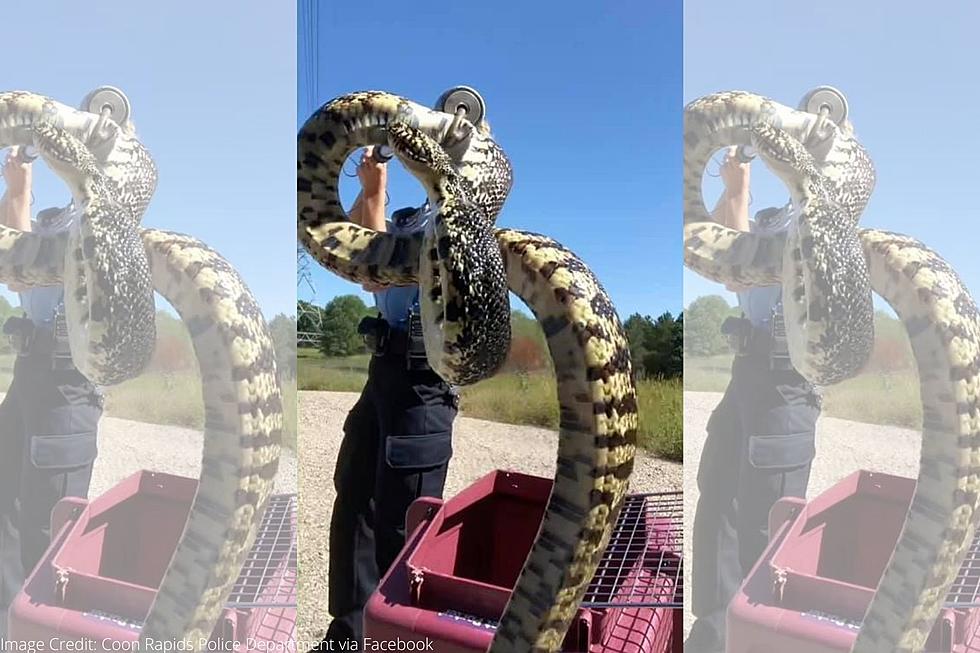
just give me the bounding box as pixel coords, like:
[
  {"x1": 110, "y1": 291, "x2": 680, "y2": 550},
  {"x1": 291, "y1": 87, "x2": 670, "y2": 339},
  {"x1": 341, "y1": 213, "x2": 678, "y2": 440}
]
[{"x1": 297, "y1": 244, "x2": 323, "y2": 346}]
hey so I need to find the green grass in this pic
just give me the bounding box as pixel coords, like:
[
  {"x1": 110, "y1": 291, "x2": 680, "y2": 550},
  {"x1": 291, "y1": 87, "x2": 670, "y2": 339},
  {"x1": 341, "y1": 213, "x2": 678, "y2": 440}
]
[
  {"x1": 683, "y1": 354, "x2": 734, "y2": 393},
  {"x1": 1, "y1": 350, "x2": 297, "y2": 452},
  {"x1": 685, "y1": 354, "x2": 923, "y2": 430},
  {"x1": 298, "y1": 348, "x2": 371, "y2": 392},
  {"x1": 0, "y1": 353, "x2": 13, "y2": 390},
  {"x1": 298, "y1": 350, "x2": 683, "y2": 462},
  {"x1": 104, "y1": 372, "x2": 298, "y2": 451},
  {"x1": 637, "y1": 377, "x2": 682, "y2": 460}
]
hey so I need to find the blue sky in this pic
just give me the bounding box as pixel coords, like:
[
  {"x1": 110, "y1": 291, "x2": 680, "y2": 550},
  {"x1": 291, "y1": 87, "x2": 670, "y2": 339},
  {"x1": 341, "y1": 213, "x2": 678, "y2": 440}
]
[
  {"x1": 685, "y1": 1, "x2": 980, "y2": 310},
  {"x1": 298, "y1": 0, "x2": 683, "y2": 320},
  {"x1": 2, "y1": 1, "x2": 295, "y2": 318}
]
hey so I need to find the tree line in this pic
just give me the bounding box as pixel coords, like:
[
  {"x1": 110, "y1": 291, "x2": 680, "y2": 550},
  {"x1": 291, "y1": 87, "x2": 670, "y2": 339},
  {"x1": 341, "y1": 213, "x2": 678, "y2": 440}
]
[
  {"x1": 298, "y1": 295, "x2": 683, "y2": 379},
  {"x1": 0, "y1": 294, "x2": 297, "y2": 380},
  {"x1": 684, "y1": 294, "x2": 915, "y2": 373}
]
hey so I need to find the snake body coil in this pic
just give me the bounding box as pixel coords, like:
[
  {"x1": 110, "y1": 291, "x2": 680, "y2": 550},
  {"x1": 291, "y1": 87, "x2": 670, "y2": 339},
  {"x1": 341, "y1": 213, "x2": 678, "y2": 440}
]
[
  {"x1": 1, "y1": 91, "x2": 282, "y2": 649},
  {"x1": 298, "y1": 91, "x2": 637, "y2": 652},
  {"x1": 684, "y1": 91, "x2": 877, "y2": 384},
  {"x1": 684, "y1": 90, "x2": 980, "y2": 652}
]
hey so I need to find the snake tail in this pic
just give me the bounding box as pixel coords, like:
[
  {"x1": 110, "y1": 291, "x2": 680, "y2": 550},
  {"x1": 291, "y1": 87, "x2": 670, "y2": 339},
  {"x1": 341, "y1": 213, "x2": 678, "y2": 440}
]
[
  {"x1": 136, "y1": 230, "x2": 282, "y2": 648},
  {"x1": 848, "y1": 229, "x2": 980, "y2": 653},
  {"x1": 489, "y1": 229, "x2": 637, "y2": 652}
]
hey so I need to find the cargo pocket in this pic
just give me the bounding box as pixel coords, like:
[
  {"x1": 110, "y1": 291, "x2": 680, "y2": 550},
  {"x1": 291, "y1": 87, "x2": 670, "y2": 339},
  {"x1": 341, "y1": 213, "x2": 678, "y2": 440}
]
[
  {"x1": 386, "y1": 431, "x2": 453, "y2": 470},
  {"x1": 29, "y1": 432, "x2": 98, "y2": 471},
  {"x1": 385, "y1": 431, "x2": 453, "y2": 499},
  {"x1": 747, "y1": 431, "x2": 815, "y2": 470}
]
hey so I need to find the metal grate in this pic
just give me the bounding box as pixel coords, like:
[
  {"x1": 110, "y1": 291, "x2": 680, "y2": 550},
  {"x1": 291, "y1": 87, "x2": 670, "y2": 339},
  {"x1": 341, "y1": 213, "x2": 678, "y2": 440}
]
[
  {"x1": 226, "y1": 494, "x2": 297, "y2": 608},
  {"x1": 581, "y1": 491, "x2": 683, "y2": 609},
  {"x1": 946, "y1": 531, "x2": 980, "y2": 607}
]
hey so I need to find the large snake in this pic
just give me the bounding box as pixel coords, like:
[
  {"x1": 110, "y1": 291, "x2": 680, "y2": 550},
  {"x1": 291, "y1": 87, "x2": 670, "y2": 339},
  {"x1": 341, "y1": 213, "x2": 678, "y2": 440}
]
[
  {"x1": 684, "y1": 91, "x2": 878, "y2": 385},
  {"x1": 684, "y1": 91, "x2": 980, "y2": 652},
  {"x1": 298, "y1": 91, "x2": 637, "y2": 652},
  {"x1": 1, "y1": 91, "x2": 282, "y2": 649}
]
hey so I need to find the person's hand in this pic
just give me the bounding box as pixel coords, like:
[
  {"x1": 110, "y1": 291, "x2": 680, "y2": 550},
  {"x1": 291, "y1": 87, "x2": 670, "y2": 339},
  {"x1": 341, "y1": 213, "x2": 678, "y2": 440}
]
[
  {"x1": 3, "y1": 147, "x2": 33, "y2": 193},
  {"x1": 719, "y1": 146, "x2": 750, "y2": 195},
  {"x1": 357, "y1": 146, "x2": 387, "y2": 195}
]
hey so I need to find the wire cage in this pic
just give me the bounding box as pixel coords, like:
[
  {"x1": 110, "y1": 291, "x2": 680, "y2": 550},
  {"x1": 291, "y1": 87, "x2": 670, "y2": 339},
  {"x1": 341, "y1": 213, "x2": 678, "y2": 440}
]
[
  {"x1": 582, "y1": 491, "x2": 683, "y2": 610},
  {"x1": 946, "y1": 531, "x2": 980, "y2": 608},
  {"x1": 227, "y1": 493, "x2": 297, "y2": 609}
]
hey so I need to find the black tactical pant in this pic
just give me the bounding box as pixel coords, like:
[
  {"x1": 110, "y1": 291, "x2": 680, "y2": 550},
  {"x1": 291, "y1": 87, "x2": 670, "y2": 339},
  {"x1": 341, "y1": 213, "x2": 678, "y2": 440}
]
[
  {"x1": 686, "y1": 353, "x2": 820, "y2": 652},
  {"x1": 324, "y1": 351, "x2": 457, "y2": 647},
  {"x1": 0, "y1": 354, "x2": 102, "y2": 635}
]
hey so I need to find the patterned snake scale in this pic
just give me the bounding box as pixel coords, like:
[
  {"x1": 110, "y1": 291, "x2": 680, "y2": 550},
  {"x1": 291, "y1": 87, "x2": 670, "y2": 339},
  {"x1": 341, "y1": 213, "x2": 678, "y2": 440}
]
[
  {"x1": 0, "y1": 91, "x2": 282, "y2": 649},
  {"x1": 684, "y1": 90, "x2": 980, "y2": 652},
  {"x1": 684, "y1": 90, "x2": 878, "y2": 385},
  {"x1": 298, "y1": 91, "x2": 637, "y2": 652}
]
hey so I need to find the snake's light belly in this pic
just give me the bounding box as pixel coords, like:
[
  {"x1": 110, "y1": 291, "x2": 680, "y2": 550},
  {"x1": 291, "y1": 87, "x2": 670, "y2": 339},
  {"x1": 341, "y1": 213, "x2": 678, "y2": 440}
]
[
  {"x1": 31, "y1": 120, "x2": 157, "y2": 385},
  {"x1": 749, "y1": 121, "x2": 875, "y2": 384},
  {"x1": 384, "y1": 120, "x2": 511, "y2": 383}
]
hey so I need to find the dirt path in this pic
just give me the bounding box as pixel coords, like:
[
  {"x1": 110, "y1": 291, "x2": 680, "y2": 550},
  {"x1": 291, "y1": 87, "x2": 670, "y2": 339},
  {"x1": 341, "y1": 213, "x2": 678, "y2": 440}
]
[
  {"x1": 682, "y1": 390, "x2": 922, "y2": 636},
  {"x1": 298, "y1": 390, "x2": 682, "y2": 643}
]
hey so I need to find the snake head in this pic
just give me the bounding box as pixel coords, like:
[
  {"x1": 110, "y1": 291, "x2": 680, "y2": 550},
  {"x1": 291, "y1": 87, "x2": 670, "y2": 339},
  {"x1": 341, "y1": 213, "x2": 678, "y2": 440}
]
[
  {"x1": 750, "y1": 121, "x2": 823, "y2": 184},
  {"x1": 32, "y1": 120, "x2": 103, "y2": 197},
  {"x1": 387, "y1": 120, "x2": 456, "y2": 186}
]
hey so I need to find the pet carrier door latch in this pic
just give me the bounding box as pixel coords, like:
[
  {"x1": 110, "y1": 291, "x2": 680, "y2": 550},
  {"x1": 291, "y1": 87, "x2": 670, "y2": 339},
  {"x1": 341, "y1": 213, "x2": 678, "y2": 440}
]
[
  {"x1": 54, "y1": 565, "x2": 73, "y2": 605},
  {"x1": 772, "y1": 566, "x2": 789, "y2": 604},
  {"x1": 409, "y1": 567, "x2": 426, "y2": 605}
]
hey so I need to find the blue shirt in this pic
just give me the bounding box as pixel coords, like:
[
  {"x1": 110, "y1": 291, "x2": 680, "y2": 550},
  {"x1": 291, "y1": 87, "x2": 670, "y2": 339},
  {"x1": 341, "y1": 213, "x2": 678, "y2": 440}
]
[
  {"x1": 736, "y1": 203, "x2": 792, "y2": 329},
  {"x1": 374, "y1": 203, "x2": 432, "y2": 331},
  {"x1": 19, "y1": 204, "x2": 75, "y2": 330}
]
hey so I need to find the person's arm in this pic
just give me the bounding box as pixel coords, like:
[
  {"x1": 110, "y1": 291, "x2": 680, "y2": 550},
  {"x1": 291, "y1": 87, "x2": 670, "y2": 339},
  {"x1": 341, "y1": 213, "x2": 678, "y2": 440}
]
[
  {"x1": 2, "y1": 147, "x2": 33, "y2": 232},
  {"x1": 712, "y1": 147, "x2": 752, "y2": 293},
  {"x1": 352, "y1": 146, "x2": 388, "y2": 293},
  {"x1": 2, "y1": 148, "x2": 33, "y2": 293},
  {"x1": 349, "y1": 146, "x2": 387, "y2": 232},
  {"x1": 711, "y1": 146, "x2": 750, "y2": 232}
]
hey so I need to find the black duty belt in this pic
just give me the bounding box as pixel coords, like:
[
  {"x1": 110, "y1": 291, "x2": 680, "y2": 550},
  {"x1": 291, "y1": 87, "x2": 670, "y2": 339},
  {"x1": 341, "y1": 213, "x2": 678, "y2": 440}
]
[
  {"x1": 358, "y1": 314, "x2": 430, "y2": 371},
  {"x1": 721, "y1": 316, "x2": 793, "y2": 372},
  {"x1": 3, "y1": 316, "x2": 76, "y2": 370}
]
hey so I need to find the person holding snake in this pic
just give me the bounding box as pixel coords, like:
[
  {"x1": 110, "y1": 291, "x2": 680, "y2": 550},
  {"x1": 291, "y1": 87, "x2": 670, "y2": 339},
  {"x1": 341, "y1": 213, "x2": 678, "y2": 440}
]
[
  {"x1": 686, "y1": 145, "x2": 821, "y2": 653},
  {"x1": 0, "y1": 146, "x2": 104, "y2": 635},
  {"x1": 324, "y1": 144, "x2": 459, "y2": 647}
]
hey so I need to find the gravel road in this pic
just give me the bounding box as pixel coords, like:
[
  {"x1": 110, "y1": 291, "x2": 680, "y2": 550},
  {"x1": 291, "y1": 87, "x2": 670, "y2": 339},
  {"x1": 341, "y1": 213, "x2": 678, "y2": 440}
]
[
  {"x1": 683, "y1": 390, "x2": 922, "y2": 636},
  {"x1": 87, "y1": 414, "x2": 298, "y2": 497},
  {"x1": 298, "y1": 390, "x2": 683, "y2": 643},
  {"x1": 0, "y1": 401, "x2": 296, "y2": 638}
]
